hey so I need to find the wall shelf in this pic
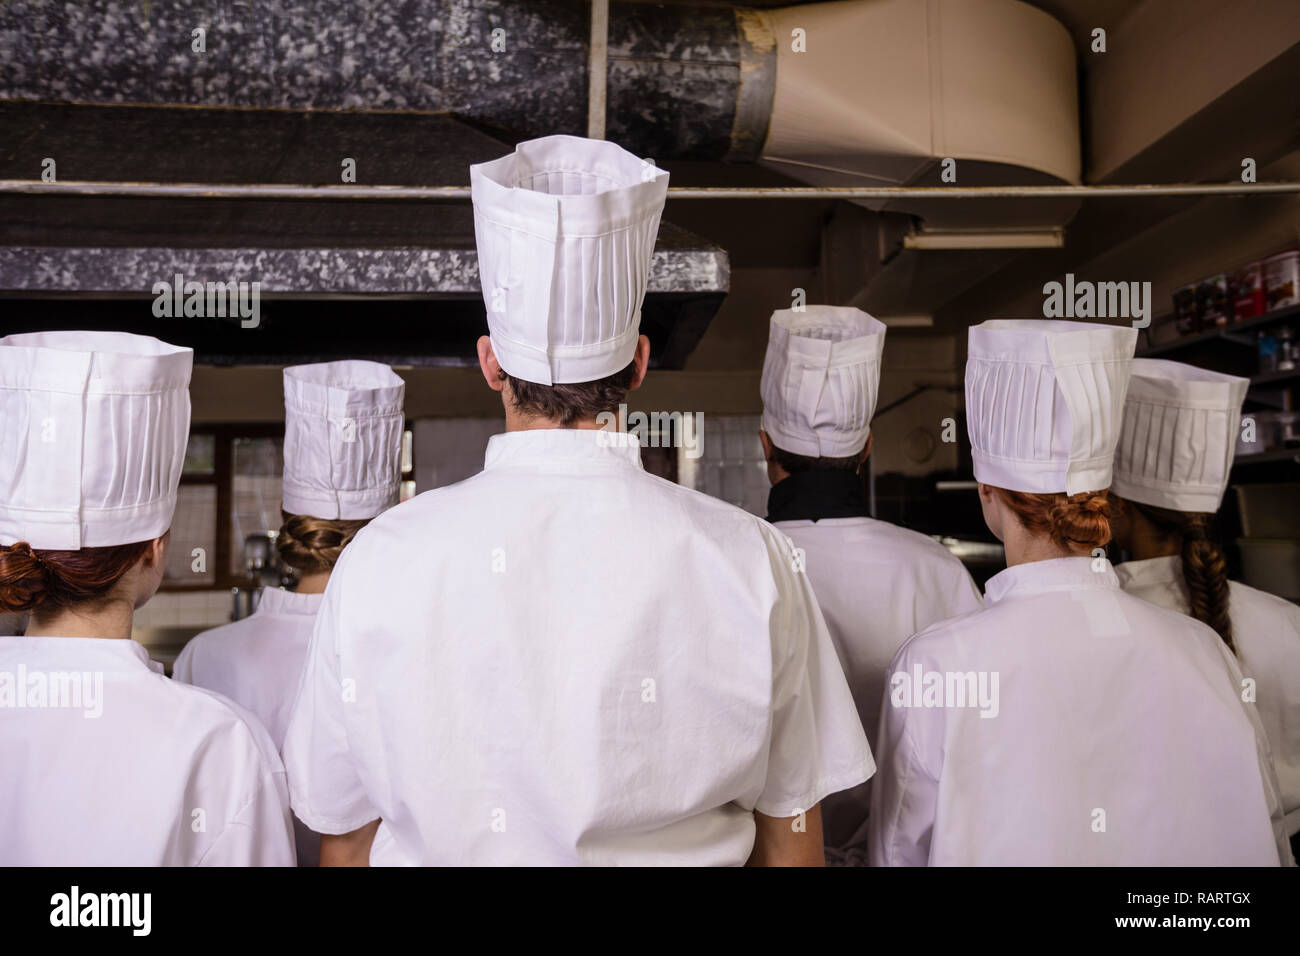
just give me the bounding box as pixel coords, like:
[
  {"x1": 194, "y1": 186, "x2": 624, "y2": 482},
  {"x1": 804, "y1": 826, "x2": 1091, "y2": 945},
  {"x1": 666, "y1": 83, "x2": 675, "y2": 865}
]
[
  {"x1": 1250, "y1": 367, "x2": 1300, "y2": 388},
  {"x1": 1138, "y1": 303, "x2": 1300, "y2": 357},
  {"x1": 1233, "y1": 448, "x2": 1300, "y2": 467}
]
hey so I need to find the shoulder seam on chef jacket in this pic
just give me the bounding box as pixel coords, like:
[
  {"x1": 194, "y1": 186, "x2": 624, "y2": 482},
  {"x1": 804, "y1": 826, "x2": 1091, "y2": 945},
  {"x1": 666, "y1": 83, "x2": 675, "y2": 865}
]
[
  {"x1": 889, "y1": 604, "x2": 987, "y2": 663},
  {"x1": 195, "y1": 766, "x2": 291, "y2": 866}
]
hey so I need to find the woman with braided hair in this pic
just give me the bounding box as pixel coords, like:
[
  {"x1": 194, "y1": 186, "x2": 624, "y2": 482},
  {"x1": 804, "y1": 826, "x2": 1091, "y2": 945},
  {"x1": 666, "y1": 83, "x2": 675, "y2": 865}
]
[
  {"x1": 174, "y1": 360, "x2": 406, "y2": 865},
  {"x1": 869, "y1": 321, "x2": 1291, "y2": 866},
  {"x1": 1111, "y1": 358, "x2": 1300, "y2": 852}
]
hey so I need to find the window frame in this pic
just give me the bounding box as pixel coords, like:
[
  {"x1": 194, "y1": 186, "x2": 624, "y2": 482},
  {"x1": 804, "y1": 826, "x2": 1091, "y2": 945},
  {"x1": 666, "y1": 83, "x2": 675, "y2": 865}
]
[
  {"x1": 163, "y1": 420, "x2": 415, "y2": 592},
  {"x1": 165, "y1": 423, "x2": 285, "y2": 592}
]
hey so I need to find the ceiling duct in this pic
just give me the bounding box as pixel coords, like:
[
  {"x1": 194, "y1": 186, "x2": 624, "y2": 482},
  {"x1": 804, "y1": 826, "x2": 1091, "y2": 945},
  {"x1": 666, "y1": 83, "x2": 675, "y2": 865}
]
[
  {"x1": 757, "y1": 0, "x2": 1082, "y2": 231},
  {"x1": 0, "y1": 0, "x2": 1085, "y2": 355}
]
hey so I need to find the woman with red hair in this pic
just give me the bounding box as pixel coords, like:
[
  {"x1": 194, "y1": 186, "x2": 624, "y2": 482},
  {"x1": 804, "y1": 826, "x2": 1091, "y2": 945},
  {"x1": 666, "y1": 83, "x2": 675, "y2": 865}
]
[
  {"x1": 0, "y1": 331, "x2": 295, "y2": 865},
  {"x1": 869, "y1": 320, "x2": 1290, "y2": 866}
]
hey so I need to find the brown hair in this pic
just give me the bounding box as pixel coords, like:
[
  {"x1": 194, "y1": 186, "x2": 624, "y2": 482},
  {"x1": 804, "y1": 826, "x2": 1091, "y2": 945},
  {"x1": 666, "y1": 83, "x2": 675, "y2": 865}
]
[
  {"x1": 768, "y1": 444, "x2": 862, "y2": 475},
  {"x1": 0, "y1": 540, "x2": 153, "y2": 614},
  {"x1": 1126, "y1": 500, "x2": 1234, "y2": 653},
  {"x1": 276, "y1": 511, "x2": 369, "y2": 576},
  {"x1": 991, "y1": 487, "x2": 1113, "y2": 553},
  {"x1": 501, "y1": 361, "x2": 639, "y2": 427}
]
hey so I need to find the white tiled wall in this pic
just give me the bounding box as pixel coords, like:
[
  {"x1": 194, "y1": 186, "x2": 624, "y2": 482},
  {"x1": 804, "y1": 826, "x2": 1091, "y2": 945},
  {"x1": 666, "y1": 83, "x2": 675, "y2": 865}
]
[
  {"x1": 413, "y1": 418, "x2": 505, "y2": 491},
  {"x1": 132, "y1": 590, "x2": 233, "y2": 631},
  {"x1": 409, "y1": 414, "x2": 771, "y2": 516},
  {"x1": 677, "y1": 414, "x2": 770, "y2": 516}
]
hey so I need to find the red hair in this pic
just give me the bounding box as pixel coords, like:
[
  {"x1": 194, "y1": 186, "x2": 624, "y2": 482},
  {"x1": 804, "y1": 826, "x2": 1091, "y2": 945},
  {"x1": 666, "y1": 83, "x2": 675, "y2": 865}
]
[
  {"x1": 990, "y1": 488, "x2": 1112, "y2": 554},
  {"x1": 0, "y1": 540, "x2": 152, "y2": 614}
]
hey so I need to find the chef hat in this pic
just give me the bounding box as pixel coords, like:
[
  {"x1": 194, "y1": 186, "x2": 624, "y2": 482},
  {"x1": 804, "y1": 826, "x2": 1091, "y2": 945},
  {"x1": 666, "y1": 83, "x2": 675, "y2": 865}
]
[
  {"x1": 760, "y1": 306, "x2": 887, "y2": 458},
  {"x1": 470, "y1": 134, "x2": 669, "y2": 386},
  {"x1": 0, "y1": 330, "x2": 192, "y2": 550},
  {"x1": 1111, "y1": 359, "x2": 1248, "y2": 514},
  {"x1": 281, "y1": 361, "x2": 406, "y2": 521},
  {"x1": 966, "y1": 320, "x2": 1137, "y2": 496}
]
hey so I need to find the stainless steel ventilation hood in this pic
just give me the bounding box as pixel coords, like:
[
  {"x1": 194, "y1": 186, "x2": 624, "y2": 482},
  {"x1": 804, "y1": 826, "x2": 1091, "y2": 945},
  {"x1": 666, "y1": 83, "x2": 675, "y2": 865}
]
[
  {"x1": 0, "y1": 0, "x2": 1091, "y2": 347},
  {"x1": 0, "y1": 102, "x2": 727, "y2": 367}
]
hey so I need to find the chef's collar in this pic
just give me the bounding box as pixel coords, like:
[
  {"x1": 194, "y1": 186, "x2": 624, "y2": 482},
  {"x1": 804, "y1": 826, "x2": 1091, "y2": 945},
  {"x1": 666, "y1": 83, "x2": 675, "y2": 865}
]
[
  {"x1": 984, "y1": 555, "x2": 1119, "y2": 606},
  {"x1": 766, "y1": 469, "x2": 869, "y2": 524},
  {"x1": 0, "y1": 636, "x2": 164, "y2": 675},
  {"x1": 255, "y1": 587, "x2": 324, "y2": 618},
  {"x1": 1113, "y1": 555, "x2": 1181, "y2": 591},
  {"x1": 484, "y1": 428, "x2": 645, "y2": 471}
]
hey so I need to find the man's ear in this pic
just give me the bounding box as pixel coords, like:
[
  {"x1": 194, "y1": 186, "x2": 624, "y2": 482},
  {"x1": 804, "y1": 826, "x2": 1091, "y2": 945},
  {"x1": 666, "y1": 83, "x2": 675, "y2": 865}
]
[
  {"x1": 627, "y1": 335, "x2": 652, "y2": 391},
  {"x1": 477, "y1": 335, "x2": 505, "y2": 393},
  {"x1": 758, "y1": 429, "x2": 774, "y2": 461}
]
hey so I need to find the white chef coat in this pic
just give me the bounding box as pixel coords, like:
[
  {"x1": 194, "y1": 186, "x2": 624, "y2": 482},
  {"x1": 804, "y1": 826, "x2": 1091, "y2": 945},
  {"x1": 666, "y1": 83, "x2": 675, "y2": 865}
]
[
  {"x1": 282, "y1": 428, "x2": 873, "y2": 865},
  {"x1": 175, "y1": 588, "x2": 320, "y2": 751},
  {"x1": 775, "y1": 515, "x2": 983, "y2": 860},
  {"x1": 1116, "y1": 555, "x2": 1300, "y2": 837},
  {"x1": 0, "y1": 636, "x2": 295, "y2": 865},
  {"x1": 174, "y1": 587, "x2": 323, "y2": 864},
  {"x1": 869, "y1": 556, "x2": 1292, "y2": 866}
]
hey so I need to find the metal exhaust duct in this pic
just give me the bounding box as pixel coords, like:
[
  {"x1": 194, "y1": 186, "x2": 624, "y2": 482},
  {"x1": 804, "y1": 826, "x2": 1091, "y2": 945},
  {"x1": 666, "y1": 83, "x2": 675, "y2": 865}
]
[
  {"x1": 0, "y1": 1, "x2": 1080, "y2": 201},
  {"x1": 0, "y1": 0, "x2": 1085, "y2": 356}
]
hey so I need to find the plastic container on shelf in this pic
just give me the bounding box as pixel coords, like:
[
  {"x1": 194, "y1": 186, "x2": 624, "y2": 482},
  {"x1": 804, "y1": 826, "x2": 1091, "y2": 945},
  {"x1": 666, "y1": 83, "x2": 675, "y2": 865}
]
[
  {"x1": 1264, "y1": 249, "x2": 1300, "y2": 311},
  {"x1": 1228, "y1": 261, "x2": 1266, "y2": 322},
  {"x1": 1258, "y1": 329, "x2": 1280, "y2": 372},
  {"x1": 1172, "y1": 283, "x2": 1201, "y2": 335},
  {"x1": 1278, "y1": 325, "x2": 1297, "y2": 371},
  {"x1": 1197, "y1": 274, "x2": 1231, "y2": 327}
]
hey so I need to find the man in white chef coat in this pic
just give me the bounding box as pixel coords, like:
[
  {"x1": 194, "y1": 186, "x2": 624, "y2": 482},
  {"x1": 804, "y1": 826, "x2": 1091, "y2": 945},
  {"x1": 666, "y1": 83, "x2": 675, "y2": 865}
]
[
  {"x1": 0, "y1": 330, "x2": 295, "y2": 866},
  {"x1": 282, "y1": 134, "x2": 872, "y2": 865},
  {"x1": 759, "y1": 306, "x2": 983, "y2": 863}
]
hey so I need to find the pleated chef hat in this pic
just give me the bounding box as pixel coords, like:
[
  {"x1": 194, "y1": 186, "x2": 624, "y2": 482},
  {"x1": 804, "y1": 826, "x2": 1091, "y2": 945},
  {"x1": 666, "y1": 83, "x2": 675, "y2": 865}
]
[
  {"x1": 760, "y1": 306, "x2": 887, "y2": 458},
  {"x1": 281, "y1": 361, "x2": 405, "y2": 521},
  {"x1": 470, "y1": 134, "x2": 669, "y2": 385},
  {"x1": 1111, "y1": 359, "x2": 1249, "y2": 513},
  {"x1": 966, "y1": 320, "x2": 1137, "y2": 496},
  {"x1": 0, "y1": 330, "x2": 192, "y2": 550}
]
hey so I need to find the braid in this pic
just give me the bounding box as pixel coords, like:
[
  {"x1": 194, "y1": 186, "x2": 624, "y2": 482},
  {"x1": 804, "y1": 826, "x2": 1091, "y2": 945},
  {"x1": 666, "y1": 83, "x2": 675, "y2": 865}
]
[
  {"x1": 1179, "y1": 514, "x2": 1235, "y2": 654},
  {"x1": 1130, "y1": 502, "x2": 1235, "y2": 654},
  {"x1": 276, "y1": 510, "x2": 369, "y2": 575}
]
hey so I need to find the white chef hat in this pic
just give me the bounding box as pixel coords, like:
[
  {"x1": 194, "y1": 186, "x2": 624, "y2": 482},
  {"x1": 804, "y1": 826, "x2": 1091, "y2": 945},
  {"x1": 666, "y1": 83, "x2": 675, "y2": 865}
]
[
  {"x1": 0, "y1": 330, "x2": 192, "y2": 550},
  {"x1": 470, "y1": 134, "x2": 669, "y2": 386},
  {"x1": 1111, "y1": 359, "x2": 1249, "y2": 514},
  {"x1": 281, "y1": 361, "x2": 406, "y2": 521},
  {"x1": 760, "y1": 306, "x2": 887, "y2": 458},
  {"x1": 966, "y1": 320, "x2": 1137, "y2": 496}
]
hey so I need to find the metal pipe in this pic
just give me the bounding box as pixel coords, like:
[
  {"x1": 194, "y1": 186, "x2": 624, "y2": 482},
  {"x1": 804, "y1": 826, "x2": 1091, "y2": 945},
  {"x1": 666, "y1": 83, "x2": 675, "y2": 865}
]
[
  {"x1": 588, "y1": 0, "x2": 609, "y2": 140},
  {"x1": 1, "y1": 180, "x2": 1298, "y2": 200}
]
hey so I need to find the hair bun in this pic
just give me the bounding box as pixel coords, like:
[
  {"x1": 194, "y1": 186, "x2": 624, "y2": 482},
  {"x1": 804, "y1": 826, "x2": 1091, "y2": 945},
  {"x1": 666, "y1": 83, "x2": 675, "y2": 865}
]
[
  {"x1": 277, "y1": 511, "x2": 369, "y2": 576},
  {"x1": 0, "y1": 541, "x2": 52, "y2": 613},
  {"x1": 1049, "y1": 491, "x2": 1112, "y2": 551},
  {"x1": 1077, "y1": 493, "x2": 1109, "y2": 515}
]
